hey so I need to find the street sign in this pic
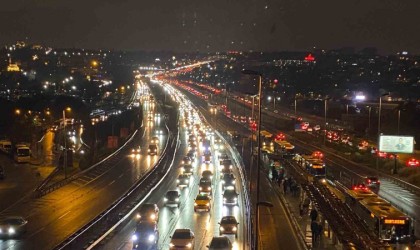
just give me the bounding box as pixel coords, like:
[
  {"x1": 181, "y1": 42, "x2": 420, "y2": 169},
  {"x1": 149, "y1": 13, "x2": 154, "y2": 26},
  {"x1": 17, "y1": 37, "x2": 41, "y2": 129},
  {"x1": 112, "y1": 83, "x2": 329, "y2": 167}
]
[{"x1": 379, "y1": 135, "x2": 414, "y2": 154}]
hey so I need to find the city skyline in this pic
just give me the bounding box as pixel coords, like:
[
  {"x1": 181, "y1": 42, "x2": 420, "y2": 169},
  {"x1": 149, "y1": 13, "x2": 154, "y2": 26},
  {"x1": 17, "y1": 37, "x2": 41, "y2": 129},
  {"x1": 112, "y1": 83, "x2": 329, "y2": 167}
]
[{"x1": 1, "y1": 0, "x2": 419, "y2": 54}]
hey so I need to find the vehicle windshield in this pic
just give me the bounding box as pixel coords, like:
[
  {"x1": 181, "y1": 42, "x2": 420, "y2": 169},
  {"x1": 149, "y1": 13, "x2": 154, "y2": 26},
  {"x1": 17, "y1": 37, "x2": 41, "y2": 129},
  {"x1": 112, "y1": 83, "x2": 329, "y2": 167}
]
[
  {"x1": 221, "y1": 217, "x2": 237, "y2": 224},
  {"x1": 210, "y1": 238, "x2": 229, "y2": 247},
  {"x1": 139, "y1": 205, "x2": 155, "y2": 213},
  {"x1": 196, "y1": 195, "x2": 209, "y2": 200},
  {"x1": 17, "y1": 148, "x2": 30, "y2": 156},
  {"x1": 0, "y1": 218, "x2": 23, "y2": 225},
  {"x1": 172, "y1": 231, "x2": 192, "y2": 239},
  {"x1": 166, "y1": 191, "x2": 178, "y2": 197}
]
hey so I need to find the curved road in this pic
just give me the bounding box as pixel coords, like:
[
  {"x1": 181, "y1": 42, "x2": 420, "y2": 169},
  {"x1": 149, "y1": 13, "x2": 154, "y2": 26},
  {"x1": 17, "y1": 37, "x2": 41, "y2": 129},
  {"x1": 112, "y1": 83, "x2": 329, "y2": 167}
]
[{"x1": 0, "y1": 89, "x2": 167, "y2": 250}]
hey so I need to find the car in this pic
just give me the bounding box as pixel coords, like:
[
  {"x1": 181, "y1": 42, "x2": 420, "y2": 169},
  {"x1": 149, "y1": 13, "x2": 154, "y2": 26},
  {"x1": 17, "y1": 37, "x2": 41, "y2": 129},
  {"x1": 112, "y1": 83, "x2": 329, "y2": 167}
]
[
  {"x1": 223, "y1": 189, "x2": 238, "y2": 206},
  {"x1": 221, "y1": 173, "x2": 236, "y2": 190},
  {"x1": 220, "y1": 159, "x2": 233, "y2": 170},
  {"x1": 136, "y1": 204, "x2": 159, "y2": 223},
  {"x1": 155, "y1": 129, "x2": 163, "y2": 135},
  {"x1": 131, "y1": 221, "x2": 159, "y2": 249},
  {"x1": 182, "y1": 156, "x2": 192, "y2": 165},
  {"x1": 219, "y1": 216, "x2": 239, "y2": 237},
  {"x1": 218, "y1": 153, "x2": 229, "y2": 163},
  {"x1": 199, "y1": 178, "x2": 212, "y2": 194},
  {"x1": 313, "y1": 125, "x2": 321, "y2": 131},
  {"x1": 131, "y1": 146, "x2": 141, "y2": 158},
  {"x1": 201, "y1": 170, "x2": 213, "y2": 180},
  {"x1": 365, "y1": 177, "x2": 380, "y2": 189},
  {"x1": 194, "y1": 194, "x2": 211, "y2": 212},
  {"x1": 181, "y1": 164, "x2": 194, "y2": 176},
  {"x1": 207, "y1": 236, "x2": 233, "y2": 250},
  {"x1": 187, "y1": 150, "x2": 196, "y2": 160},
  {"x1": 0, "y1": 216, "x2": 28, "y2": 237},
  {"x1": 150, "y1": 136, "x2": 159, "y2": 144},
  {"x1": 203, "y1": 154, "x2": 212, "y2": 164},
  {"x1": 406, "y1": 158, "x2": 420, "y2": 167},
  {"x1": 164, "y1": 190, "x2": 181, "y2": 207},
  {"x1": 273, "y1": 110, "x2": 278, "y2": 114},
  {"x1": 177, "y1": 174, "x2": 190, "y2": 188},
  {"x1": 170, "y1": 229, "x2": 195, "y2": 250},
  {"x1": 148, "y1": 144, "x2": 158, "y2": 155}
]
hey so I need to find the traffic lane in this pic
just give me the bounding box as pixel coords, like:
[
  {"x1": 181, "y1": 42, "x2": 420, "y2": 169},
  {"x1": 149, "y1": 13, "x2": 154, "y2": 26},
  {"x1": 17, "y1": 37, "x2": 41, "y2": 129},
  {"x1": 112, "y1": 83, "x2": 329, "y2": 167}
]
[
  {"x1": 0, "y1": 120, "x2": 162, "y2": 250},
  {"x1": 101, "y1": 130, "x2": 189, "y2": 250},
  {"x1": 158, "y1": 146, "x2": 245, "y2": 250}
]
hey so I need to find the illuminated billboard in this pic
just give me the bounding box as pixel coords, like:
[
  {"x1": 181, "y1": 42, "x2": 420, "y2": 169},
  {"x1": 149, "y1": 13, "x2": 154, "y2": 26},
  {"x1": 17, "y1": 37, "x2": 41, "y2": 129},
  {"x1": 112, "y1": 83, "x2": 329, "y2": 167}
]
[{"x1": 379, "y1": 135, "x2": 414, "y2": 154}]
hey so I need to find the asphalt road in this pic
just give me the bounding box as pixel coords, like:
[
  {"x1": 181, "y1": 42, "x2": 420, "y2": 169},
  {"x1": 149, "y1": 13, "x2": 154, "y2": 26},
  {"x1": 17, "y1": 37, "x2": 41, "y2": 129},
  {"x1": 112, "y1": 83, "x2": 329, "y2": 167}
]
[
  {"x1": 166, "y1": 81, "x2": 303, "y2": 250},
  {"x1": 0, "y1": 96, "x2": 166, "y2": 250}
]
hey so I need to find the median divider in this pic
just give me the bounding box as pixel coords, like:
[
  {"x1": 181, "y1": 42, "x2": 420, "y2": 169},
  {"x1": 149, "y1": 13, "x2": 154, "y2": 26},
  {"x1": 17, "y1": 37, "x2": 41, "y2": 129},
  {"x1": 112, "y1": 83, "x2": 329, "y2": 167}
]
[{"x1": 54, "y1": 121, "x2": 175, "y2": 250}]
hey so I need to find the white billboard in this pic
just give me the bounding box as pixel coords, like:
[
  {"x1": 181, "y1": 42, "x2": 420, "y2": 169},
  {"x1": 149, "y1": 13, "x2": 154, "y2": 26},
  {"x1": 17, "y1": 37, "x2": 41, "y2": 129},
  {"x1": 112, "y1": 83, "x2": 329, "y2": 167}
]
[{"x1": 379, "y1": 135, "x2": 414, "y2": 154}]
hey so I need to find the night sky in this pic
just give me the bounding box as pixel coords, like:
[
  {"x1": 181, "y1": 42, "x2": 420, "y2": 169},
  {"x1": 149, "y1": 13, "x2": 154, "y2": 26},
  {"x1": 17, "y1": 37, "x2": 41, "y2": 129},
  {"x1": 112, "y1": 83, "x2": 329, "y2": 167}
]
[{"x1": 1, "y1": 0, "x2": 419, "y2": 54}]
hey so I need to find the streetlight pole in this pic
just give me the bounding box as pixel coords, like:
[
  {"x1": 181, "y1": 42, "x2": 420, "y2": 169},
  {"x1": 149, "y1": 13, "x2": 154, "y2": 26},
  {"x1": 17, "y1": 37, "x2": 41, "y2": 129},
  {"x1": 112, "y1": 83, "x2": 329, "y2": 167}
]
[
  {"x1": 242, "y1": 69, "x2": 263, "y2": 250},
  {"x1": 324, "y1": 98, "x2": 328, "y2": 146},
  {"x1": 367, "y1": 106, "x2": 372, "y2": 133},
  {"x1": 397, "y1": 109, "x2": 401, "y2": 135},
  {"x1": 62, "y1": 109, "x2": 68, "y2": 179}
]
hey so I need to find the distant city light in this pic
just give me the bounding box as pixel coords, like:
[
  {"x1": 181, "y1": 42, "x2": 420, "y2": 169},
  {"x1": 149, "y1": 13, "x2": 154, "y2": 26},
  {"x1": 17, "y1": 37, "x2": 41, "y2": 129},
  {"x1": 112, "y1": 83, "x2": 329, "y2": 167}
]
[{"x1": 355, "y1": 95, "x2": 366, "y2": 101}]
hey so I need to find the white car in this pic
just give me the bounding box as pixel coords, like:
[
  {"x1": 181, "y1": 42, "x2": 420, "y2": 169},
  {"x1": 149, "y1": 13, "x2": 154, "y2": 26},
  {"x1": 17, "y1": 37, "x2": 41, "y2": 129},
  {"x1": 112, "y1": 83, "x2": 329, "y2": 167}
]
[
  {"x1": 0, "y1": 216, "x2": 28, "y2": 237},
  {"x1": 170, "y1": 229, "x2": 195, "y2": 249}
]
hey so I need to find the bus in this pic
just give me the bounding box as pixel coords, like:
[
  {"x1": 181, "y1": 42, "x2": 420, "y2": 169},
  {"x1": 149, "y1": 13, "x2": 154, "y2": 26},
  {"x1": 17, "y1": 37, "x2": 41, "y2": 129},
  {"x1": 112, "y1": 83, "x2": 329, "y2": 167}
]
[
  {"x1": 274, "y1": 140, "x2": 295, "y2": 158},
  {"x1": 294, "y1": 154, "x2": 326, "y2": 181},
  {"x1": 345, "y1": 185, "x2": 411, "y2": 243},
  {"x1": 14, "y1": 144, "x2": 31, "y2": 163}
]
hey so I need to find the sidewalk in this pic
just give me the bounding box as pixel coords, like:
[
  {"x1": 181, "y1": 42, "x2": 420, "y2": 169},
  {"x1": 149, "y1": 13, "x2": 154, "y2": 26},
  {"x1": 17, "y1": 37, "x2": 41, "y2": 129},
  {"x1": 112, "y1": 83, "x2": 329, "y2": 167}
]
[{"x1": 265, "y1": 158, "x2": 341, "y2": 249}]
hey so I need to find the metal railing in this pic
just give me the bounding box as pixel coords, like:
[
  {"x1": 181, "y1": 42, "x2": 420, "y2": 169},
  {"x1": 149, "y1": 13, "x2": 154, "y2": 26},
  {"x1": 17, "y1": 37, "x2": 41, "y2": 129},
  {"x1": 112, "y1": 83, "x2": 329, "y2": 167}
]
[{"x1": 54, "y1": 122, "x2": 173, "y2": 249}]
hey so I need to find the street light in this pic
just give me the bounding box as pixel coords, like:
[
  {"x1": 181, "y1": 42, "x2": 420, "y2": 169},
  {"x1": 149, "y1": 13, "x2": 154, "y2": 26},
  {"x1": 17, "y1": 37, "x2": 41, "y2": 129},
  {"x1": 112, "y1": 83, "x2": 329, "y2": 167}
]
[
  {"x1": 62, "y1": 107, "x2": 71, "y2": 179},
  {"x1": 241, "y1": 69, "x2": 263, "y2": 250},
  {"x1": 377, "y1": 93, "x2": 389, "y2": 135},
  {"x1": 323, "y1": 98, "x2": 329, "y2": 146}
]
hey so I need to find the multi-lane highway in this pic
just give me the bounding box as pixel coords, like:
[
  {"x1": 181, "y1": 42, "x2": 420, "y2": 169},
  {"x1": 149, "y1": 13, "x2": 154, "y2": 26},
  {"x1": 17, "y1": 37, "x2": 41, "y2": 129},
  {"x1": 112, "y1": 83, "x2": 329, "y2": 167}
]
[
  {"x1": 101, "y1": 81, "x2": 248, "y2": 250},
  {"x1": 0, "y1": 84, "x2": 167, "y2": 250}
]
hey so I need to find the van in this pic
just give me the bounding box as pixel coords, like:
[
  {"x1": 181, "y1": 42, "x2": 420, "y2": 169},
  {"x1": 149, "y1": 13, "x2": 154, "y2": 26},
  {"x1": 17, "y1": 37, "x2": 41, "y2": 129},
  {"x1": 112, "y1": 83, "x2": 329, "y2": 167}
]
[{"x1": 0, "y1": 140, "x2": 12, "y2": 155}]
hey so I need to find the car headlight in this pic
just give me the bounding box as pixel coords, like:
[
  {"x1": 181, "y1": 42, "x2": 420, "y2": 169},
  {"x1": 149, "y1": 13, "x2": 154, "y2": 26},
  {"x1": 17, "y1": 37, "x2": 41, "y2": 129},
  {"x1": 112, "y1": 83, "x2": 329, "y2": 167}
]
[
  {"x1": 199, "y1": 187, "x2": 202, "y2": 191},
  {"x1": 148, "y1": 234, "x2": 155, "y2": 242},
  {"x1": 206, "y1": 203, "x2": 210, "y2": 206},
  {"x1": 131, "y1": 234, "x2": 138, "y2": 241},
  {"x1": 176, "y1": 179, "x2": 180, "y2": 183},
  {"x1": 164, "y1": 198, "x2": 168, "y2": 202},
  {"x1": 232, "y1": 226, "x2": 237, "y2": 231},
  {"x1": 221, "y1": 180, "x2": 225, "y2": 184},
  {"x1": 208, "y1": 187, "x2": 212, "y2": 190},
  {"x1": 232, "y1": 180, "x2": 236, "y2": 184},
  {"x1": 234, "y1": 198, "x2": 237, "y2": 202},
  {"x1": 169, "y1": 243, "x2": 175, "y2": 247},
  {"x1": 148, "y1": 149, "x2": 150, "y2": 152},
  {"x1": 181, "y1": 167, "x2": 185, "y2": 171},
  {"x1": 150, "y1": 214, "x2": 156, "y2": 220},
  {"x1": 136, "y1": 214, "x2": 141, "y2": 219},
  {"x1": 8, "y1": 227, "x2": 15, "y2": 235},
  {"x1": 220, "y1": 226, "x2": 225, "y2": 231},
  {"x1": 194, "y1": 202, "x2": 197, "y2": 206},
  {"x1": 186, "y1": 180, "x2": 189, "y2": 183},
  {"x1": 229, "y1": 165, "x2": 233, "y2": 169},
  {"x1": 186, "y1": 243, "x2": 192, "y2": 248},
  {"x1": 223, "y1": 198, "x2": 227, "y2": 202},
  {"x1": 175, "y1": 198, "x2": 179, "y2": 202}
]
